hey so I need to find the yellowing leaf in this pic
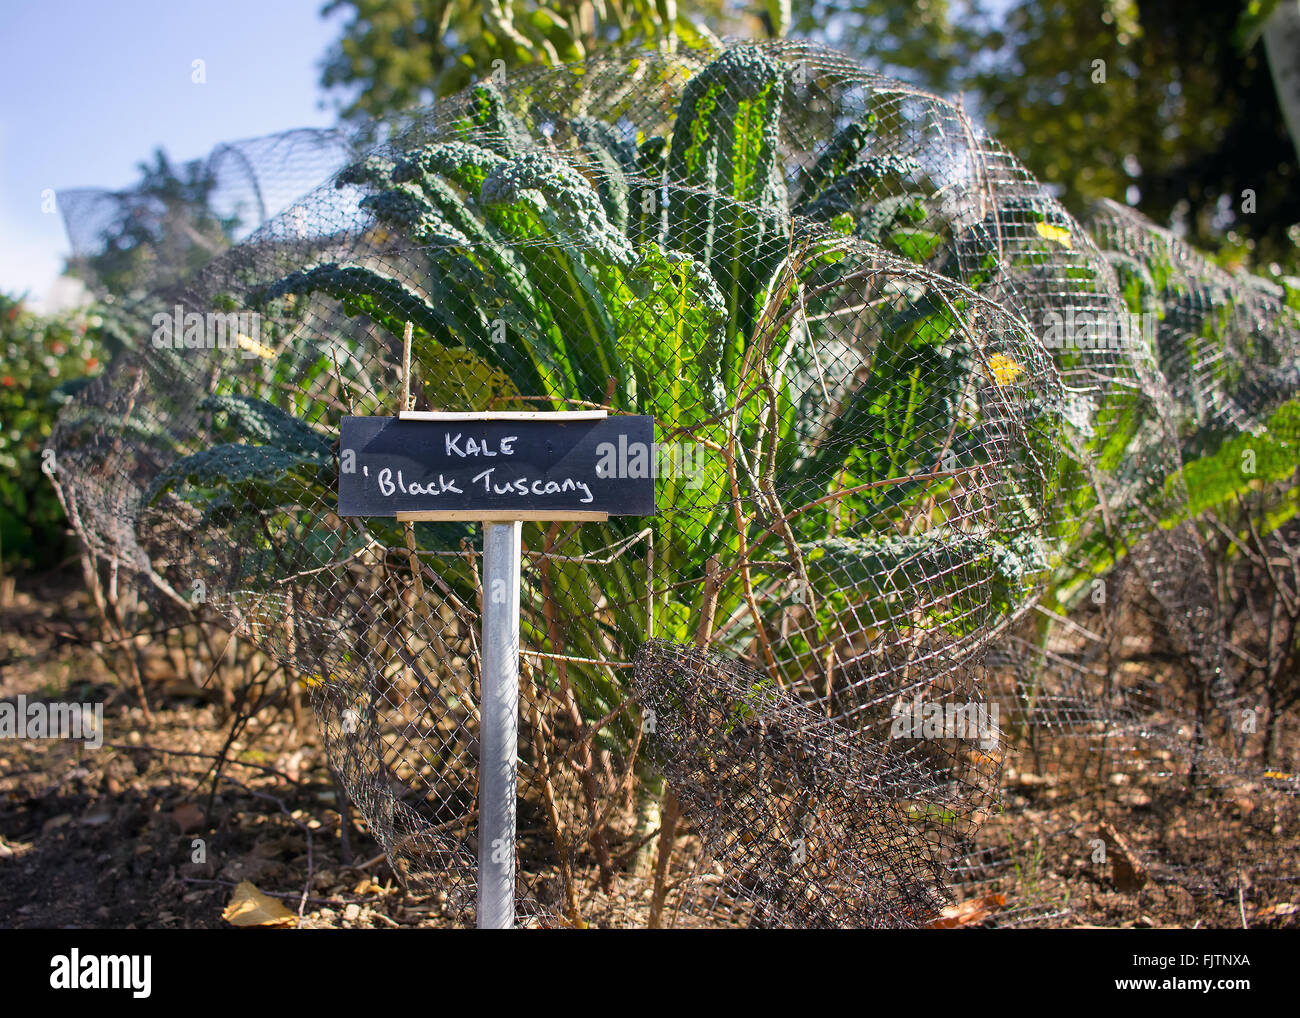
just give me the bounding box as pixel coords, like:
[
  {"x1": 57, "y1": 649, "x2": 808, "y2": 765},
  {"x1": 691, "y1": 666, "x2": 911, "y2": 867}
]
[
  {"x1": 222, "y1": 880, "x2": 297, "y2": 928},
  {"x1": 236, "y1": 333, "x2": 276, "y2": 359},
  {"x1": 1035, "y1": 220, "x2": 1073, "y2": 249},
  {"x1": 985, "y1": 352, "x2": 1024, "y2": 386},
  {"x1": 421, "y1": 343, "x2": 524, "y2": 411}
]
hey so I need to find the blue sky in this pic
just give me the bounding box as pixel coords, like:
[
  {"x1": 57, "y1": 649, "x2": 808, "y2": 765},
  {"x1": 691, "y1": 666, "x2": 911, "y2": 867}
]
[{"x1": 0, "y1": 0, "x2": 345, "y2": 307}]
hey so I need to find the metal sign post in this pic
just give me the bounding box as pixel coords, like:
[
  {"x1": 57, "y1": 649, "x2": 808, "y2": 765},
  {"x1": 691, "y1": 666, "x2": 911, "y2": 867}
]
[
  {"x1": 478, "y1": 520, "x2": 521, "y2": 928},
  {"x1": 338, "y1": 409, "x2": 654, "y2": 929}
]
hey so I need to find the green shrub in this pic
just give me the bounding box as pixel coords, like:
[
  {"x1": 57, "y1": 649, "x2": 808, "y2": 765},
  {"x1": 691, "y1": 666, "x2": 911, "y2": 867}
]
[{"x1": 0, "y1": 294, "x2": 101, "y2": 570}]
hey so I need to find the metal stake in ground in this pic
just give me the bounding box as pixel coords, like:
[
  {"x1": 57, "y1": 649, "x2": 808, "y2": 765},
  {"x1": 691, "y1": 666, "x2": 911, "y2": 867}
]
[{"x1": 478, "y1": 520, "x2": 521, "y2": 928}]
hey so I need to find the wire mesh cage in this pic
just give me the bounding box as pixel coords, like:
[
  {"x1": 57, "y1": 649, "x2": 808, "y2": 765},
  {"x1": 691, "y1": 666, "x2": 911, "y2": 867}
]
[{"x1": 49, "y1": 39, "x2": 1300, "y2": 927}]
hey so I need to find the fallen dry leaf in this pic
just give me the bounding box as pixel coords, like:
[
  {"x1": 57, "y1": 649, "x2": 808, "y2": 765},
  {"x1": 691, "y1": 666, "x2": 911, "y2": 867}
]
[
  {"x1": 221, "y1": 880, "x2": 297, "y2": 928},
  {"x1": 41, "y1": 813, "x2": 72, "y2": 835},
  {"x1": 926, "y1": 892, "x2": 1006, "y2": 929},
  {"x1": 171, "y1": 803, "x2": 205, "y2": 834},
  {"x1": 1100, "y1": 819, "x2": 1148, "y2": 891},
  {"x1": 1256, "y1": 902, "x2": 1299, "y2": 920}
]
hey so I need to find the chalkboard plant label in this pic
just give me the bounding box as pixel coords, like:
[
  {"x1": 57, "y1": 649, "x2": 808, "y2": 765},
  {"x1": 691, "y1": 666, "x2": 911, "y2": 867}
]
[{"x1": 338, "y1": 411, "x2": 656, "y2": 521}]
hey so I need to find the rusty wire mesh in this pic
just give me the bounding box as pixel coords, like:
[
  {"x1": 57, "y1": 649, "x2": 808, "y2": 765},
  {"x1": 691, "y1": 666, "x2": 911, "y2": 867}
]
[{"x1": 48, "y1": 40, "x2": 1300, "y2": 927}]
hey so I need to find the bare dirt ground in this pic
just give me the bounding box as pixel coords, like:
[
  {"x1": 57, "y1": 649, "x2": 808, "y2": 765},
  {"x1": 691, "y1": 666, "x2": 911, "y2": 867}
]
[
  {"x1": 1, "y1": 569, "x2": 411, "y2": 929},
  {"x1": 3, "y1": 566, "x2": 1298, "y2": 929}
]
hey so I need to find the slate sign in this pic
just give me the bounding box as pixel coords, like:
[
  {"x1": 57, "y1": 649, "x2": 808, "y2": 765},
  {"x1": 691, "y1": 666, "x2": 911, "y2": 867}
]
[{"x1": 338, "y1": 414, "x2": 656, "y2": 519}]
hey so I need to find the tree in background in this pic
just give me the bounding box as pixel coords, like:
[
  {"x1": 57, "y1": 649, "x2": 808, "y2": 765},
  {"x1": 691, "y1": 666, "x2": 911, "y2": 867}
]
[
  {"x1": 319, "y1": 0, "x2": 737, "y2": 117},
  {"x1": 62, "y1": 149, "x2": 241, "y2": 300},
  {"x1": 321, "y1": 1, "x2": 1298, "y2": 265},
  {"x1": 972, "y1": 0, "x2": 1299, "y2": 267},
  {"x1": 791, "y1": 0, "x2": 1300, "y2": 268},
  {"x1": 789, "y1": 0, "x2": 988, "y2": 94}
]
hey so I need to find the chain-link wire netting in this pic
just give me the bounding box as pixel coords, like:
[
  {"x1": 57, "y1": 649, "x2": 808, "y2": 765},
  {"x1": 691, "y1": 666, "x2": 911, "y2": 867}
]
[{"x1": 49, "y1": 40, "x2": 1300, "y2": 927}]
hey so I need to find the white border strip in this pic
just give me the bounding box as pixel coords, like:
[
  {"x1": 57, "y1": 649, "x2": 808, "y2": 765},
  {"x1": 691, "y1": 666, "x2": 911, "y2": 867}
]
[
  {"x1": 397, "y1": 410, "x2": 608, "y2": 421},
  {"x1": 396, "y1": 510, "x2": 609, "y2": 522}
]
